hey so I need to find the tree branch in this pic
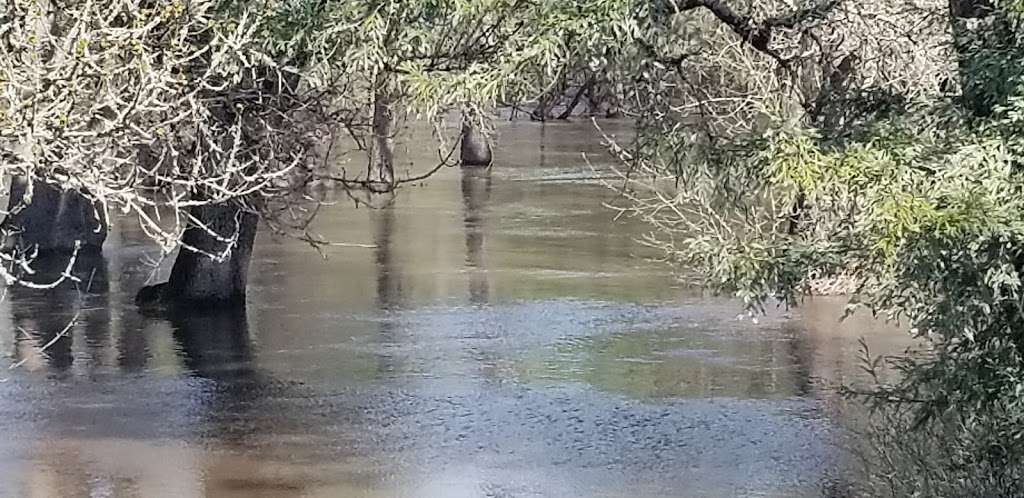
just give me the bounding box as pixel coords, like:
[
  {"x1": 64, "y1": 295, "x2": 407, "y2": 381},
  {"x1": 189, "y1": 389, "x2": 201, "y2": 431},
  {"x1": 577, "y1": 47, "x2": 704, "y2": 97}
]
[{"x1": 676, "y1": 0, "x2": 844, "y2": 63}]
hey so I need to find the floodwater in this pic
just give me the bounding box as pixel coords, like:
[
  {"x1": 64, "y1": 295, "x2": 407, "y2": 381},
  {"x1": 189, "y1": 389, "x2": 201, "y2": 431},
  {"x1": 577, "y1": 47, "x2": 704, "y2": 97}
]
[{"x1": 0, "y1": 120, "x2": 911, "y2": 497}]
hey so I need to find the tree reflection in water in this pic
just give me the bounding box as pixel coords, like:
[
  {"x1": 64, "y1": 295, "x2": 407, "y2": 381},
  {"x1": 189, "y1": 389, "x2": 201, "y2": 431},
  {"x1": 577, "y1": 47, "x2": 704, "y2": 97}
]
[
  {"x1": 7, "y1": 251, "x2": 109, "y2": 374},
  {"x1": 461, "y1": 166, "x2": 492, "y2": 306}
]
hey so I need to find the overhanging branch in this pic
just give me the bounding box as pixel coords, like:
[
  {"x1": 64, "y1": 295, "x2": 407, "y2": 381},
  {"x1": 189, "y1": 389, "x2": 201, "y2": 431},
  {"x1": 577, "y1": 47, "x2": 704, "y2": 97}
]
[{"x1": 674, "y1": 0, "x2": 844, "y2": 62}]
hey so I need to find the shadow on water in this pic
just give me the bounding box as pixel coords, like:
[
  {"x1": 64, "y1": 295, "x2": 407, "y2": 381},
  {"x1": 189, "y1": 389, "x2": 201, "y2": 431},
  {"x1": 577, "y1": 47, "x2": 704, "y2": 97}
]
[
  {"x1": 373, "y1": 203, "x2": 404, "y2": 377},
  {"x1": 116, "y1": 304, "x2": 151, "y2": 372},
  {"x1": 161, "y1": 305, "x2": 272, "y2": 446},
  {"x1": 783, "y1": 320, "x2": 816, "y2": 398},
  {"x1": 7, "y1": 251, "x2": 110, "y2": 373},
  {"x1": 461, "y1": 166, "x2": 492, "y2": 305},
  {"x1": 160, "y1": 306, "x2": 382, "y2": 495},
  {"x1": 159, "y1": 305, "x2": 356, "y2": 468},
  {"x1": 6, "y1": 303, "x2": 373, "y2": 497},
  {"x1": 373, "y1": 203, "x2": 403, "y2": 311},
  {"x1": 168, "y1": 305, "x2": 255, "y2": 382},
  {"x1": 459, "y1": 166, "x2": 508, "y2": 383}
]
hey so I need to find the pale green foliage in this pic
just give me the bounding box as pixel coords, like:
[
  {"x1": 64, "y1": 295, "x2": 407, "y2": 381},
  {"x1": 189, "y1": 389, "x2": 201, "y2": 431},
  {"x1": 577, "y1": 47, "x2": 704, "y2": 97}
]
[
  {"x1": 299, "y1": 0, "x2": 636, "y2": 124},
  {"x1": 0, "y1": 0, "x2": 313, "y2": 250},
  {"x1": 617, "y1": 1, "x2": 1024, "y2": 494}
]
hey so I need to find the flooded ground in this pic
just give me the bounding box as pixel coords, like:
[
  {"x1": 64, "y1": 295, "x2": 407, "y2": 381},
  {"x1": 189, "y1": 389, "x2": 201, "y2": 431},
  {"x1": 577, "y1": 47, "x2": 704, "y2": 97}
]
[{"x1": 0, "y1": 120, "x2": 911, "y2": 497}]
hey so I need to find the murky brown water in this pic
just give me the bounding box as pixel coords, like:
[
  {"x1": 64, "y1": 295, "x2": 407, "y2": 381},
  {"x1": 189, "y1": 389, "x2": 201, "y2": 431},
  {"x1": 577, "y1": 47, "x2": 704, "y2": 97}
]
[{"x1": 0, "y1": 120, "x2": 911, "y2": 497}]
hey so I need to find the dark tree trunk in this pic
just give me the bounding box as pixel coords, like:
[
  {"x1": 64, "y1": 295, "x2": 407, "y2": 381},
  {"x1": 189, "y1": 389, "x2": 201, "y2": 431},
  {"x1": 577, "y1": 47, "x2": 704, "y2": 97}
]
[
  {"x1": 601, "y1": 80, "x2": 625, "y2": 119},
  {"x1": 950, "y1": 0, "x2": 993, "y2": 18},
  {"x1": 530, "y1": 97, "x2": 554, "y2": 121},
  {"x1": 2, "y1": 177, "x2": 107, "y2": 255},
  {"x1": 531, "y1": 74, "x2": 567, "y2": 122},
  {"x1": 586, "y1": 74, "x2": 618, "y2": 117},
  {"x1": 787, "y1": 191, "x2": 807, "y2": 236},
  {"x1": 557, "y1": 76, "x2": 595, "y2": 120},
  {"x1": 460, "y1": 116, "x2": 493, "y2": 167},
  {"x1": 948, "y1": 0, "x2": 998, "y2": 115},
  {"x1": 137, "y1": 202, "x2": 258, "y2": 306},
  {"x1": 371, "y1": 85, "x2": 396, "y2": 185}
]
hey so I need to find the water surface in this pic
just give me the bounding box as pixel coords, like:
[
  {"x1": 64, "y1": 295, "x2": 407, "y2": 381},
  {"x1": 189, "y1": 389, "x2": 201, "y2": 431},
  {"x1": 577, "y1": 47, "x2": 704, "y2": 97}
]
[{"x1": 0, "y1": 120, "x2": 908, "y2": 497}]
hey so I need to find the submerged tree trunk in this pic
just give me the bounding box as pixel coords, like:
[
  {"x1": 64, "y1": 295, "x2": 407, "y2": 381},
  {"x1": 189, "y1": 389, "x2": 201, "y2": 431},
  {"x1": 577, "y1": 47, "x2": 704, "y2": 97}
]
[
  {"x1": 557, "y1": 76, "x2": 594, "y2": 120},
  {"x1": 137, "y1": 202, "x2": 258, "y2": 306},
  {"x1": 460, "y1": 114, "x2": 493, "y2": 167},
  {"x1": 371, "y1": 85, "x2": 396, "y2": 186},
  {"x1": 2, "y1": 177, "x2": 107, "y2": 255},
  {"x1": 593, "y1": 79, "x2": 625, "y2": 119},
  {"x1": 531, "y1": 74, "x2": 566, "y2": 122}
]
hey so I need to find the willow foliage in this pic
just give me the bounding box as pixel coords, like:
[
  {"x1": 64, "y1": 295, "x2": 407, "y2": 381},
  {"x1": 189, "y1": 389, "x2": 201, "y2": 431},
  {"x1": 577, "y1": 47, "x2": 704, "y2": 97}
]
[{"x1": 615, "y1": 0, "x2": 1024, "y2": 494}]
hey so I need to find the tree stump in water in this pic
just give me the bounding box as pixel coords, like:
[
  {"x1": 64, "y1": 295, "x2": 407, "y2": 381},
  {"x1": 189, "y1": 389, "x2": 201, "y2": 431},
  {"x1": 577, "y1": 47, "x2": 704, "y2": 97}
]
[
  {"x1": 460, "y1": 120, "x2": 493, "y2": 167},
  {"x1": 137, "y1": 202, "x2": 258, "y2": 307},
  {"x1": 2, "y1": 177, "x2": 107, "y2": 255}
]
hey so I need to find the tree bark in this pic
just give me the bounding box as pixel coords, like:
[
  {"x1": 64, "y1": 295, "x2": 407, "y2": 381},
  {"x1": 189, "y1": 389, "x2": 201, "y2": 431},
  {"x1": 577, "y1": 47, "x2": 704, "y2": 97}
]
[
  {"x1": 557, "y1": 76, "x2": 594, "y2": 120},
  {"x1": 460, "y1": 115, "x2": 493, "y2": 167},
  {"x1": 2, "y1": 177, "x2": 107, "y2": 255},
  {"x1": 675, "y1": 0, "x2": 843, "y2": 62},
  {"x1": 948, "y1": 0, "x2": 997, "y2": 115},
  {"x1": 586, "y1": 73, "x2": 622, "y2": 118},
  {"x1": 531, "y1": 72, "x2": 566, "y2": 121},
  {"x1": 950, "y1": 0, "x2": 993, "y2": 18},
  {"x1": 136, "y1": 202, "x2": 258, "y2": 306},
  {"x1": 530, "y1": 96, "x2": 554, "y2": 121},
  {"x1": 606, "y1": 80, "x2": 625, "y2": 118},
  {"x1": 371, "y1": 87, "x2": 396, "y2": 186}
]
